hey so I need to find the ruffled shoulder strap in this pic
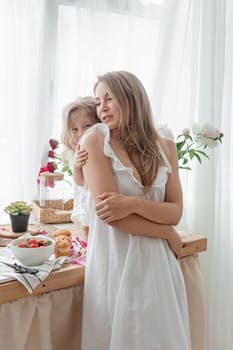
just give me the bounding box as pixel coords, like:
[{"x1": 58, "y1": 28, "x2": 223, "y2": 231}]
[
  {"x1": 79, "y1": 123, "x2": 109, "y2": 146},
  {"x1": 79, "y1": 123, "x2": 119, "y2": 162},
  {"x1": 79, "y1": 123, "x2": 144, "y2": 187}
]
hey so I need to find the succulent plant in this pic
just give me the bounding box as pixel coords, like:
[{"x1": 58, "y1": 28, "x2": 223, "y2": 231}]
[{"x1": 4, "y1": 201, "x2": 32, "y2": 216}]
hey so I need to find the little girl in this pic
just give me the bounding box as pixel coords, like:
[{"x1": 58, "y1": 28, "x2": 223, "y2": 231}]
[{"x1": 61, "y1": 96, "x2": 99, "y2": 241}]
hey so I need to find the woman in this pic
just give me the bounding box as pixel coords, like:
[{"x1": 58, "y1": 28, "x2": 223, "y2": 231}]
[{"x1": 80, "y1": 71, "x2": 191, "y2": 349}]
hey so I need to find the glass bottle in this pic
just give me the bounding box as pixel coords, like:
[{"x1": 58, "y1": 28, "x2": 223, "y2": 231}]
[{"x1": 39, "y1": 172, "x2": 64, "y2": 209}]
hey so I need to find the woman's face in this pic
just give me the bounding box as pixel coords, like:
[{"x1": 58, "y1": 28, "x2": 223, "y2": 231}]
[
  {"x1": 95, "y1": 82, "x2": 122, "y2": 132},
  {"x1": 70, "y1": 110, "x2": 95, "y2": 144}
]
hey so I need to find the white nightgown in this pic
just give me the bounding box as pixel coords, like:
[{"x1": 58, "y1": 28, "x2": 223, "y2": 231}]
[
  {"x1": 81, "y1": 124, "x2": 191, "y2": 350},
  {"x1": 66, "y1": 149, "x2": 89, "y2": 227}
]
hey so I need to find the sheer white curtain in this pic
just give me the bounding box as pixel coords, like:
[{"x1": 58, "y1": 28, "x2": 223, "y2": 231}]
[
  {"x1": 0, "y1": 0, "x2": 56, "y2": 223},
  {"x1": 52, "y1": 0, "x2": 163, "y2": 136},
  {"x1": 153, "y1": 0, "x2": 233, "y2": 348}
]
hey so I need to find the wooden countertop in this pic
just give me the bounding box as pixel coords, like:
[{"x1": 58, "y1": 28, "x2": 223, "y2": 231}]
[
  {"x1": 0, "y1": 263, "x2": 85, "y2": 304},
  {"x1": 0, "y1": 227, "x2": 207, "y2": 304},
  {"x1": 179, "y1": 231, "x2": 207, "y2": 258}
]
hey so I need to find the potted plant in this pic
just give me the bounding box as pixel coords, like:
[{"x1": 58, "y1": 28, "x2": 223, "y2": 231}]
[{"x1": 4, "y1": 201, "x2": 32, "y2": 233}]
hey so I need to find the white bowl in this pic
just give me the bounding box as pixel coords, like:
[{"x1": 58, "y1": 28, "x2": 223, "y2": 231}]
[{"x1": 9, "y1": 235, "x2": 55, "y2": 266}]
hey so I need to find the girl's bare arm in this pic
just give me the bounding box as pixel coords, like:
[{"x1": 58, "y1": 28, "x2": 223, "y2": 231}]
[{"x1": 73, "y1": 148, "x2": 88, "y2": 186}]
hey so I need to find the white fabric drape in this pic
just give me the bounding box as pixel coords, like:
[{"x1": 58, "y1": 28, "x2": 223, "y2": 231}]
[
  {"x1": 0, "y1": 286, "x2": 83, "y2": 350},
  {"x1": 0, "y1": 0, "x2": 55, "y2": 224},
  {"x1": 0, "y1": 0, "x2": 163, "y2": 224},
  {"x1": 52, "y1": 0, "x2": 162, "y2": 136},
  {"x1": 153, "y1": 0, "x2": 233, "y2": 349}
]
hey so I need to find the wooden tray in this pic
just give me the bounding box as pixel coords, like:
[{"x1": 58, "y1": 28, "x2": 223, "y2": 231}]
[
  {"x1": 0, "y1": 224, "x2": 42, "y2": 239},
  {"x1": 0, "y1": 223, "x2": 58, "y2": 241}
]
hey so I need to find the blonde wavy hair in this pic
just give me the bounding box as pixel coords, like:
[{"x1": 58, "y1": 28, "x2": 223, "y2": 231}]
[
  {"x1": 61, "y1": 96, "x2": 99, "y2": 152},
  {"x1": 94, "y1": 71, "x2": 167, "y2": 189}
]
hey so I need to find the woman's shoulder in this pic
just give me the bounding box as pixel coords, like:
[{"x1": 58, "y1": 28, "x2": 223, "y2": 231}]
[
  {"x1": 163, "y1": 137, "x2": 176, "y2": 152},
  {"x1": 92, "y1": 123, "x2": 108, "y2": 132},
  {"x1": 155, "y1": 131, "x2": 177, "y2": 173},
  {"x1": 80, "y1": 123, "x2": 110, "y2": 152},
  {"x1": 159, "y1": 138, "x2": 178, "y2": 172},
  {"x1": 163, "y1": 138, "x2": 177, "y2": 159},
  {"x1": 80, "y1": 123, "x2": 108, "y2": 143},
  {"x1": 156, "y1": 126, "x2": 176, "y2": 158},
  {"x1": 157, "y1": 125, "x2": 174, "y2": 141}
]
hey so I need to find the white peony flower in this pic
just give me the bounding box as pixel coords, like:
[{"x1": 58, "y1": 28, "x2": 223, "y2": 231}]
[
  {"x1": 195, "y1": 123, "x2": 221, "y2": 148},
  {"x1": 182, "y1": 128, "x2": 190, "y2": 136},
  {"x1": 156, "y1": 121, "x2": 223, "y2": 169},
  {"x1": 176, "y1": 122, "x2": 223, "y2": 169}
]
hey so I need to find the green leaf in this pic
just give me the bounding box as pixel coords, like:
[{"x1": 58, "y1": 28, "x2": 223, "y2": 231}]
[
  {"x1": 189, "y1": 150, "x2": 195, "y2": 160},
  {"x1": 179, "y1": 166, "x2": 192, "y2": 170},
  {"x1": 184, "y1": 135, "x2": 193, "y2": 141},
  {"x1": 177, "y1": 150, "x2": 187, "y2": 160},
  {"x1": 176, "y1": 140, "x2": 186, "y2": 152},
  {"x1": 4, "y1": 201, "x2": 32, "y2": 215},
  {"x1": 193, "y1": 152, "x2": 202, "y2": 163},
  {"x1": 195, "y1": 150, "x2": 210, "y2": 159},
  {"x1": 182, "y1": 158, "x2": 188, "y2": 165},
  {"x1": 61, "y1": 164, "x2": 70, "y2": 172}
]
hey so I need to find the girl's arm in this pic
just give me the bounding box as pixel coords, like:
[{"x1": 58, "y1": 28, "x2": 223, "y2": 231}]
[
  {"x1": 73, "y1": 167, "x2": 85, "y2": 186},
  {"x1": 96, "y1": 139, "x2": 183, "y2": 225},
  {"x1": 81, "y1": 132, "x2": 183, "y2": 257},
  {"x1": 73, "y1": 147, "x2": 88, "y2": 186}
]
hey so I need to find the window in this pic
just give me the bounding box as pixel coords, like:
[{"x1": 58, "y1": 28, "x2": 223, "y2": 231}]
[
  {"x1": 0, "y1": 0, "x2": 165, "y2": 221},
  {"x1": 51, "y1": 0, "x2": 164, "y2": 137}
]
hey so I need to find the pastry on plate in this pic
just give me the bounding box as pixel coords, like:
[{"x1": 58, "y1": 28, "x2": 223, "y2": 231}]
[
  {"x1": 52, "y1": 230, "x2": 72, "y2": 258},
  {"x1": 52, "y1": 229, "x2": 72, "y2": 238}
]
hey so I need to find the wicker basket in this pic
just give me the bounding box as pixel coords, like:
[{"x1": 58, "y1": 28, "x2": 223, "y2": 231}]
[{"x1": 32, "y1": 200, "x2": 73, "y2": 224}]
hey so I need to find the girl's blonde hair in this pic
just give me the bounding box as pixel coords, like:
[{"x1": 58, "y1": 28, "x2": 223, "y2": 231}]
[
  {"x1": 94, "y1": 71, "x2": 167, "y2": 189},
  {"x1": 61, "y1": 96, "x2": 99, "y2": 151}
]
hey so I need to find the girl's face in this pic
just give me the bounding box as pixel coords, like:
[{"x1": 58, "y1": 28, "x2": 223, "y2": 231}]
[
  {"x1": 70, "y1": 110, "x2": 95, "y2": 144},
  {"x1": 95, "y1": 82, "x2": 122, "y2": 132}
]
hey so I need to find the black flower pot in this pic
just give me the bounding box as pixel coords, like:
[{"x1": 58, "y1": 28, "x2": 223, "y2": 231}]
[{"x1": 10, "y1": 214, "x2": 30, "y2": 233}]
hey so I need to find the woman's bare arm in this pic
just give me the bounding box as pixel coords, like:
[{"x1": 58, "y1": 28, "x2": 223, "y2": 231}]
[
  {"x1": 96, "y1": 139, "x2": 183, "y2": 225},
  {"x1": 81, "y1": 132, "x2": 183, "y2": 257}
]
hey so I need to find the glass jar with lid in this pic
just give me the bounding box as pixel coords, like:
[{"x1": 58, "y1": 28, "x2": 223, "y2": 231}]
[{"x1": 39, "y1": 172, "x2": 64, "y2": 209}]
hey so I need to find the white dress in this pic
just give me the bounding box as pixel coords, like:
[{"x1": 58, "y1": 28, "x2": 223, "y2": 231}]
[
  {"x1": 66, "y1": 149, "x2": 89, "y2": 227},
  {"x1": 71, "y1": 184, "x2": 89, "y2": 227},
  {"x1": 81, "y1": 124, "x2": 191, "y2": 350}
]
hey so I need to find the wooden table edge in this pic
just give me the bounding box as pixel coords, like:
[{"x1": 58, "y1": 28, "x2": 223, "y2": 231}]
[
  {"x1": 0, "y1": 231, "x2": 207, "y2": 304},
  {"x1": 0, "y1": 263, "x2": 85, "y2": 304},
  {"x1": 179, "y1": 232, "x2": 207, "y2": 258}
]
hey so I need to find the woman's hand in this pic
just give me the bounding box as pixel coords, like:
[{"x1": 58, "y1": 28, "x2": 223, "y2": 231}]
[
  {"x1": 96, "y1": 192, "x2": 133, "y2": 223},
  {"x1": 166, "y1": 228, "x2": 184, "y2": 259}
]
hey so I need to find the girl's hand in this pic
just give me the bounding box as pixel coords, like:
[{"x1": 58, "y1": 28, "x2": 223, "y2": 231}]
[
  {"x1": 74, "y1": 147, "x2": 88, "y2": 169},
  {"x1": 166, "y1": 229, "x2": 183, "y2": 259},
  {"x1": 96, "y1": 192, "x2": 133, "y2": 223}
]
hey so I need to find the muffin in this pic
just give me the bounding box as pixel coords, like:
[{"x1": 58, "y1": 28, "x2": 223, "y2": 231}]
[
  {"x1": 52, "y1": 229, "x2": 72, "y2": 238},
  {"x1": 52, "y1": 229, "x2": 72, "y2": 258}
]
